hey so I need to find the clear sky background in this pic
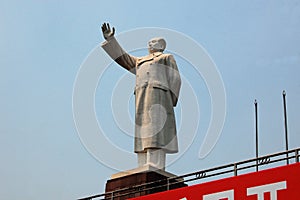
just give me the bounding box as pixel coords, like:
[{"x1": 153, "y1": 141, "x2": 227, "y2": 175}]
[{"x1": 1, "y1": 0, "x2": 300, "y2": 199}]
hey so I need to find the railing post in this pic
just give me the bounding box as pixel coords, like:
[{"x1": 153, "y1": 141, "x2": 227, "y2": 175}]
[
  {"x1": 234, "y1": 163, "x2": 237, "y2": 176},
  {"x1": 296, "y1": 149, "x2": 299, "y2": 163},
  {"x1": 111, "y1": 191, "x2": 114, "y2": 200},
  {"x1": 167, "y1": 178, "x2": 170, "y2": 191}
]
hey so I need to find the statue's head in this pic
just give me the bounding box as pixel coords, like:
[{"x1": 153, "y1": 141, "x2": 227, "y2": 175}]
[{"x1": 148, "y1": 37, "x2": 166, "y2": 54}]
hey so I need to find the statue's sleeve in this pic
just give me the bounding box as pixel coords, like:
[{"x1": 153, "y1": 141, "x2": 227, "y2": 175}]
[
  {"x1": 167, "y1": 55, "x2": 181, "y2": 107},
  {"x1": 101, "y1": 37, "x2": 137, "y2": 74}
]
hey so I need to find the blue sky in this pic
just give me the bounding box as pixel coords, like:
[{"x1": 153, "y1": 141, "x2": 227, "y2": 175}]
[{"x1": 1, "y1": 0, "x2": 300, "y2": 199}]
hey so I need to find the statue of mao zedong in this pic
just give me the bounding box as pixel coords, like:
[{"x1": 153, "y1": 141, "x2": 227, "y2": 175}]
[{"x1": 101, "y1": 23, "x2": 181, "y2": 170}]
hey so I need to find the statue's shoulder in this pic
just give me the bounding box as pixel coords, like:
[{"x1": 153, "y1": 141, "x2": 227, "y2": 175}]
[
  {"x1": 137, "y1": 53, "x2": 174, "y2": 63},
  {"x1": 156, "y1": 52, "x2": 174, "y2": 59},
  {"x1": 160, "y1": 53, "x2": 175, "y2": 61},
  {"x1": 162, "y1": 53, "x2": 172, "y2": 57}
]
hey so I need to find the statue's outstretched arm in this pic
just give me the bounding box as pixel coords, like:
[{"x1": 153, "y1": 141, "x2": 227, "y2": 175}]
[{"x1": 101, "y1": 23, "x2": 137, "y2": 74}]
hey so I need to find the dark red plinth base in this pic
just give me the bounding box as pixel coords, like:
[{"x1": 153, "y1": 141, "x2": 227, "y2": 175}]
[{"x1": 105, "y1": 171, "x2": 187, "y2": 200}]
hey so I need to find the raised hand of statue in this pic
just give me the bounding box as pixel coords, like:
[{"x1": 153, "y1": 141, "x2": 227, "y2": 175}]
[{"x1": 101, "y1": 23, "x2": 115, "y2": 40}]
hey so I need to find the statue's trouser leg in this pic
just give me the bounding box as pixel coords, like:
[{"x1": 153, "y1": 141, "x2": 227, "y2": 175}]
[
  {"x1": 137, "y1": 148, "x2": 166, "y2": 170},
  {"x1": 137, "y1": 152, "x2": 147, "y2": 167}
]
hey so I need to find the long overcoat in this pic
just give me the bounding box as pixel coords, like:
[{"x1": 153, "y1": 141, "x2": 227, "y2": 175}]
[{"x1": 102, "y1": 37, "x2": 181, "y2": 153}]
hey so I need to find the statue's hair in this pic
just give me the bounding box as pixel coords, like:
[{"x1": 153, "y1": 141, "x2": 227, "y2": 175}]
[{"x1": 157, "y1": 38, "x2": 166, "y2": 51}]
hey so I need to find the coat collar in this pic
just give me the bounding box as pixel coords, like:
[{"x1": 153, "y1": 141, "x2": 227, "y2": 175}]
[
  {"x1": 151, "y1": 52, "x2": 163, "y2": 57},
  {"x1": 137, "y1": 52, "x2": 163, "y2": 66}
]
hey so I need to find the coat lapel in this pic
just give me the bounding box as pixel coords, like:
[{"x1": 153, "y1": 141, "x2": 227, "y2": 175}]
[{"x1": 137, "y1": 52, "x2": 163, "y2": 66}]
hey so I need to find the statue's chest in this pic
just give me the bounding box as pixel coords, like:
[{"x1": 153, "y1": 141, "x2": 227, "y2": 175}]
[{"x1": 136, "y1": 62, "x2": 167, "y2": 81}]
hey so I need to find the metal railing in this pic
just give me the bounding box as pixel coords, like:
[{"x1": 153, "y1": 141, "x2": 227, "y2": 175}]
[{"x1": 78, "y1": 147, "x2": 300, "y2": 200}]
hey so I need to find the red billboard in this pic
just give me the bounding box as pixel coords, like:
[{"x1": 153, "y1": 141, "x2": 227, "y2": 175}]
[{"x1": 130, "y1": 162, "x2": 300, "y2": 200}]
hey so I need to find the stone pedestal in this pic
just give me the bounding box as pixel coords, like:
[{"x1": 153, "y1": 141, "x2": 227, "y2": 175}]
[{"x1": 105, "y1": 165, "x2": 187, "y2": 200}]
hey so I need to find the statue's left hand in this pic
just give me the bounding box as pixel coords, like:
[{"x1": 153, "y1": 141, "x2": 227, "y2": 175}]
[{"x1": 101, "y1": 22, "x2": 115, "y2": 40}]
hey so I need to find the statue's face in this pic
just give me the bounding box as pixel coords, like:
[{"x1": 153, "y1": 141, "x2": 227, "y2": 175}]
[{"x1": 148, "y1": 38, "x2": 164, "y2": 54}]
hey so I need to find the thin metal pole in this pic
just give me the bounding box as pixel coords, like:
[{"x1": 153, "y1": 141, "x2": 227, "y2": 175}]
[
  {"x1": 254, "y1": 99, "x2": 259, "y2": 172},
  {"x1": 282, "y1": 90, "x2": 289, "y2": 165}
]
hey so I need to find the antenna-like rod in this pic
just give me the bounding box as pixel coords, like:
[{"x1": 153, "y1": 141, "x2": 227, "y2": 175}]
[
  {"x1": 282, "y1": 90, "x2": 289, "y2": 165},
  {"x1": 254, "y1": 99, "x2": 259, "y2": 172}
]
